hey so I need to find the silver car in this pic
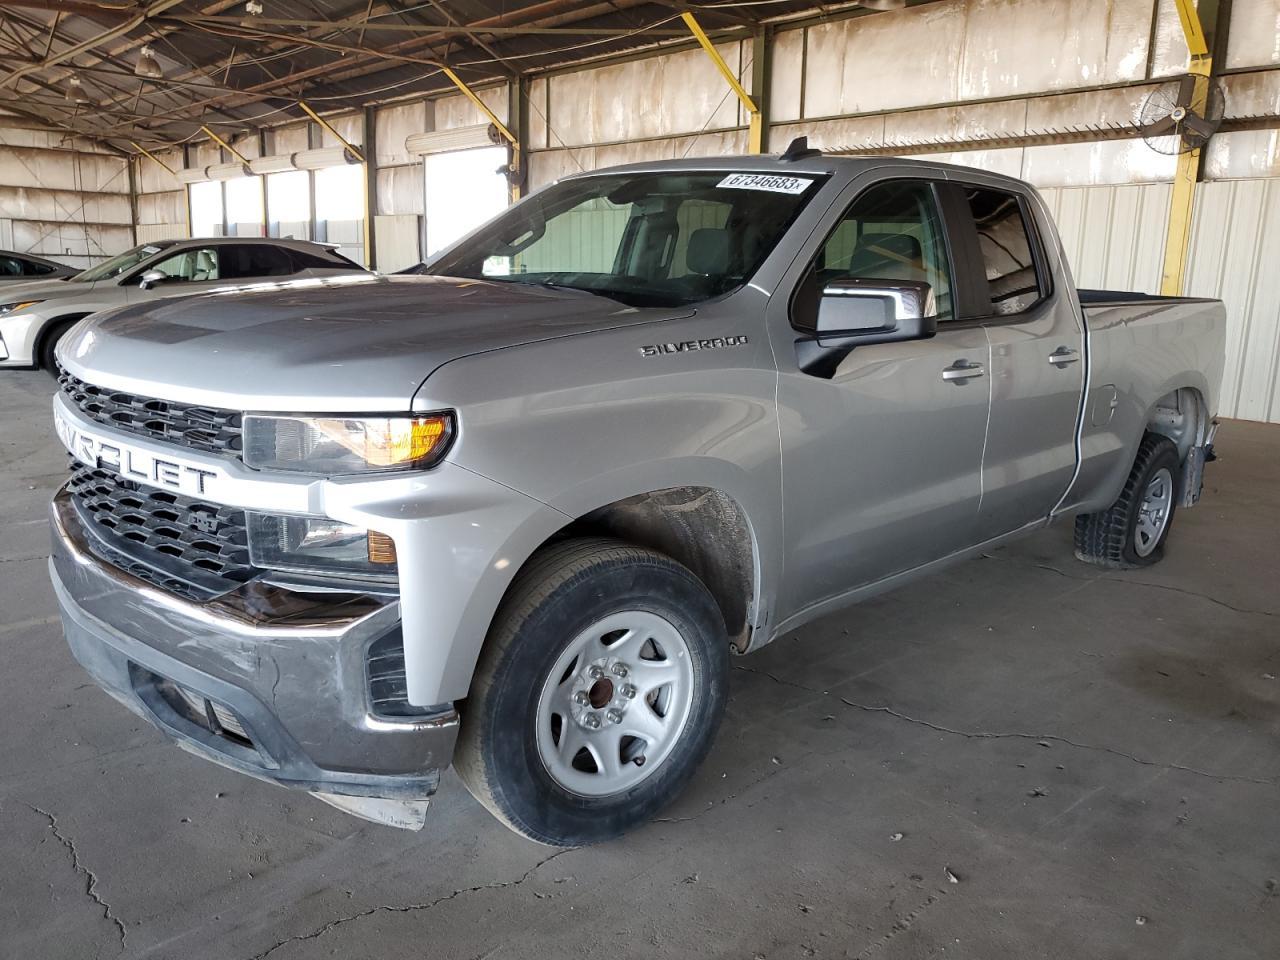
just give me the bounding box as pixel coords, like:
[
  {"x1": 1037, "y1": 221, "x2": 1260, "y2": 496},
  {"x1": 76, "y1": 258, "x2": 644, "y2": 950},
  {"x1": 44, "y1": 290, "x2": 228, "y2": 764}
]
[{"x1": 0, "y1": 237, "x2": 367, "y2": 371}]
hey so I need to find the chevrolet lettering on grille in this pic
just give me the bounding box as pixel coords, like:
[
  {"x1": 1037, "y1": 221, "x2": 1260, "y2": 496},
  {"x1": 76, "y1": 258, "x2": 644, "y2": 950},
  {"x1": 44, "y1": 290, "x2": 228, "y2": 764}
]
[{"x1": 54, "y1": 402, "x2": 219, "y2": 497}]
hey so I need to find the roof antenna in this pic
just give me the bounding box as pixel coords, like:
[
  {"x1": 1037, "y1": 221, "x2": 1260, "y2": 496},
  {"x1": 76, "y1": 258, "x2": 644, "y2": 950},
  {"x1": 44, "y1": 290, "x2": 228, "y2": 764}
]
[{"x1": 780, "y1": 136, "x2": 822, "y2": 162}]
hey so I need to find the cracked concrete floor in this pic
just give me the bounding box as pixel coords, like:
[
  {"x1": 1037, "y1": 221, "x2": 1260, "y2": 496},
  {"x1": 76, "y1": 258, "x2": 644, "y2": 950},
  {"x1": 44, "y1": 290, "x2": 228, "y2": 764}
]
[{"x1": 2, "y1": 368, "x2": 1278, "y2": 960}]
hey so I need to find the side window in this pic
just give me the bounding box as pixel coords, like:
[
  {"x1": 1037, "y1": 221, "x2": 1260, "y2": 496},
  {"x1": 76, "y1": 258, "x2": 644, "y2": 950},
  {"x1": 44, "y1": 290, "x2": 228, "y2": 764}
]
[
  {"x1": 0, "y1": 256, "x2": 23, "y2": 277},
  {"x1": 220, "y1": 245, "x2": 295, "y2": 280},
  {"x1": 806, "y1": 180, "x2": 953, "y2": 323},
  {"x1": 963, "y1": 187, "x2": 1044, "y2": 315},
  {"x1": 146, "y1": 247, "x2": 220, "y2": 283},
  {"x1": 26, "y1": 260, "x2": 56, "y2": 275},
  {"x1": 290, "y1": 247, "x2": 360, "y2": 271}
]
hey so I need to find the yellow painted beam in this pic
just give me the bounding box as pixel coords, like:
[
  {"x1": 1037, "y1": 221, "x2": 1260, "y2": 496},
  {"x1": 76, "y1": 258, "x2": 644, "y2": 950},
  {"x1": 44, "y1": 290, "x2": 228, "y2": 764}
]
[
  {"x1": 681, "y1": 11, "x2": 762, "y2": 153},
  {"x1": 200, "y1": 125, "x2": 252, "y2": 165},
  {"x1": 129, "y1": 140, "x2": 174, "y2": 175},
  {"x1": 439, "y1": 67, "x2": 517, "y2": 145},
  {"x1": 1173, "y1": 0, "x2": 1210, "y2": 57},
  {"x1": 1160, "y1": 0, "x2": 1213, "y2": 296},
  {"x1": 298, "y1": 101, "x2": 365, "y2": 162}
]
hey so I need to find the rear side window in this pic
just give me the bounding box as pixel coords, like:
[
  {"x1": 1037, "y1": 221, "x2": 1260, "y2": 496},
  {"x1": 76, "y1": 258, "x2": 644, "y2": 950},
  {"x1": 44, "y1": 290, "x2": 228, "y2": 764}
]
[
  {"x1": 19, "y1": 258, "x2": 55, "y2": 275},
  {"x1": 219, "y1": 245, "x2": 296, "y2": 279},
  {"x1": 289, "y1": 246, "x2": 362, "y2": 271},
  {"x1": 0, "y1": 256, "x2": 23, "y2": 277},
  {"x1": 963, "y1": 187, "x2": 1044, "y2": 315}
]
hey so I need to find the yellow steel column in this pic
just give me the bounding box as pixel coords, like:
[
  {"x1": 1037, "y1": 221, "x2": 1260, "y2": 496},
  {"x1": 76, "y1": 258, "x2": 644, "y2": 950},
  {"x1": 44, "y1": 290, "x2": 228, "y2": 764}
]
[
  {"x1": 681, "y1": 12, "x2": 762, "y2": 153},
  {"x1": 1160, "y1": 0, "x2": 1213, "y2": 296},
  {"x1": 298, "y1": 101, "x2": 372, "y2": 269}
]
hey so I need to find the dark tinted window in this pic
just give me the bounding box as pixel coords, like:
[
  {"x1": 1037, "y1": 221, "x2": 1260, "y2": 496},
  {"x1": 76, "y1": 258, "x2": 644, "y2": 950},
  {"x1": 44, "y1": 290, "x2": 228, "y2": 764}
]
[
  {"x1": 964, "y1": 187, "x2": 1044, "y2": 315},
  {"x1": 0, "y1": 256, "x2": 23, "y2": 277},
  {"x1": 219, "y1": 245, "x2": 296, "y2": 279},
  {"x1": 26, "y1": 260, "x2": 57, "y2": 275},
  {"x1": 290, "y1": 246, "x2": 361, "y2": 271}
]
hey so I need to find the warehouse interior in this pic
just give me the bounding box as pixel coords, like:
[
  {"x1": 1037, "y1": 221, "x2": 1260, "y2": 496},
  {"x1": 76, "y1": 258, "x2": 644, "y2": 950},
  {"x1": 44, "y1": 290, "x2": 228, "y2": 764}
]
[{"x1": 2, "y1": 0, "x2": 1280, "y2": 957}]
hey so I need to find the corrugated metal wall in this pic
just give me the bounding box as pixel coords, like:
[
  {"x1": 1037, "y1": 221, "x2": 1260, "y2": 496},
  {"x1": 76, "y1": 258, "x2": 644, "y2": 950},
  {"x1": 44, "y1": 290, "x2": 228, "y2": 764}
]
[
  {"x1": 1037, "y1": 180, "x2": 1280, "y2": 423},
  {"x1": 1039, "y1": 183, "x2": 1171, "y2": 292},
  {"x1": 1186, "y1": 180, "x2": 1280, "y2": 423}
]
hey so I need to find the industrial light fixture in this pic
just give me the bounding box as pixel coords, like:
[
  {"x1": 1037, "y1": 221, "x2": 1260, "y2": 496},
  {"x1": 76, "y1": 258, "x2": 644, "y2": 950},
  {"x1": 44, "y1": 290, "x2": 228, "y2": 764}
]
[
  {"x1": 860, "y1": 0, "x2": 907, "y2": 9},
  {"x1": 135, "y1": 46, "x2": 162, "y2": 79},
  {"x1": 66, "y1": 76, "x2": 89, "y2": 104},
  {"x1": 245, "y1": 0, "x2": 264, "y2": 14}
]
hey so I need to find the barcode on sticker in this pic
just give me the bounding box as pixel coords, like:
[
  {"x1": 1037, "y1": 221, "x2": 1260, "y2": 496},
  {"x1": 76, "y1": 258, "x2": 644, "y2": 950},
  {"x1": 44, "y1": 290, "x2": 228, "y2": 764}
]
[{"x1": 717, "y1": 173, "x2": 813, "y2": 195}]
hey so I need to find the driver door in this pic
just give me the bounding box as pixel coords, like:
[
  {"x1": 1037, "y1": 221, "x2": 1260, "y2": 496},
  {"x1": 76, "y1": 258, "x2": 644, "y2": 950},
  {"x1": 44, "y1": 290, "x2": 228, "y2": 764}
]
[
  {"x1": 772, "y1": 177, "x2": 992, "y2": 622},
  {"x1": 124, "y1": 246, "x2": 224, "y2": 303}
]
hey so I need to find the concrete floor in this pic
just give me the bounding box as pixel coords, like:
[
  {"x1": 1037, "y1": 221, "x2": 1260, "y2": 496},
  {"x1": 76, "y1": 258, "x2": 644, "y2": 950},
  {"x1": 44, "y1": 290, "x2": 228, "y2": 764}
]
[{"x1": 2, "y1": 368, "x2": 1278, "y2": 960}]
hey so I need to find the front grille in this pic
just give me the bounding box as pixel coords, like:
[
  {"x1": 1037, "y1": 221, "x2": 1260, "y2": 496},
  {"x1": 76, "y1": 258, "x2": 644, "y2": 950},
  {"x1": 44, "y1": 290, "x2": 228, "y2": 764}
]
[
  {"x1": 67, "y1": 460, "x2": 255, "y2": 600},
  {"x1": 58, "y1": 366, "x2": 243, "y2": 456}
]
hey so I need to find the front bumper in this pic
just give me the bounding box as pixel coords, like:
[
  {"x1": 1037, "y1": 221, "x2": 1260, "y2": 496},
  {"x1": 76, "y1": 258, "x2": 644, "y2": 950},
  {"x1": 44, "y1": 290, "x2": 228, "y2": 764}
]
[{"x1": 49, "y1": 490, "x2": 459, "y2": 801}]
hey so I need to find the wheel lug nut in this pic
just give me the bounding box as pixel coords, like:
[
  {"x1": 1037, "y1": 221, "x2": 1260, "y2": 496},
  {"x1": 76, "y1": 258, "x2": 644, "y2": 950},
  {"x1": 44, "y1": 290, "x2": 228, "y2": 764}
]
[
  {"x1": 588, "y1": 665, "x2": 606, "y2": 680},
  {"x1": 606, "y1": 709, "x2": 624, "y2": 724},
  {"x1": 610, "y1": 663, "x2": 628, "y2": 678},
  {"x1": 620, "y1": 684, "x2": 637, "y2": 700},
  {"x1": 572, "y1": 690, "x2": 589, "y2": 706},
  {"x1": 583, "y1": 713, "x2": 601, "y2": 729}
]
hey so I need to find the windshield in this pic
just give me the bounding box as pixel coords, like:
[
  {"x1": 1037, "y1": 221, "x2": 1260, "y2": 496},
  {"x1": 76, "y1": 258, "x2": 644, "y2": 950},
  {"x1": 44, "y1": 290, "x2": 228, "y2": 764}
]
[
  {"x1": 69, "y1": 241, "x2": 176, "y2": 283},
  {"x1": 427, "y1": 171, "x2": 824, "y2": 308}
]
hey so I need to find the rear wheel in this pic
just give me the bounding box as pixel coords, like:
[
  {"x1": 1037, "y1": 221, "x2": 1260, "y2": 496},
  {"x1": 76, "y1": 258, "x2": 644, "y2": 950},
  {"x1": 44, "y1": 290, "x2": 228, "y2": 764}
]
[
  {"x1": 454, "y1": 538, "x2": 729, "y2": 846},
  {"x1": 1074, "y1": 433, "x2": 1181, "y2": 568}
]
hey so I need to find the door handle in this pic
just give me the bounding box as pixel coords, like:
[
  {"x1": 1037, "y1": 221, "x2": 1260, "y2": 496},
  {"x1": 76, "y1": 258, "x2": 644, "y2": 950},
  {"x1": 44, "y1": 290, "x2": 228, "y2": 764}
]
[
  {"x1": 1048, "y1": 346, "x2": 1080, "y2": 366},
  {"x1": 941, "y1": 361, "x2": 985, "y2": 382}
]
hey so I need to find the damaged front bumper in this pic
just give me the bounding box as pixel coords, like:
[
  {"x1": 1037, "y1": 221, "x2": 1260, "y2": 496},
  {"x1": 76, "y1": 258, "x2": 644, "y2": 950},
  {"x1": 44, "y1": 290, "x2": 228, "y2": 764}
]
[{"x1": 48, "y1": 490, "x2": 459, "y2": 829}]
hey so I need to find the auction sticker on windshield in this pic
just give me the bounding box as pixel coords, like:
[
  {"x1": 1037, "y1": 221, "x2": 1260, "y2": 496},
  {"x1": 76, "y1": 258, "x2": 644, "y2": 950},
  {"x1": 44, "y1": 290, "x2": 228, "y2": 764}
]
[{"x1": 717, "y1": 173, "x2": 813, "y2": 194}]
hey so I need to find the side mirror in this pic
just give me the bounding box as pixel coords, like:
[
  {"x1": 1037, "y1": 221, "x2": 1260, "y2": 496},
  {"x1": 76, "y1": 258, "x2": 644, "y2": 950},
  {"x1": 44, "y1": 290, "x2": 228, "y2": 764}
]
[
  {"x1": 138, "y1": 268, "x2": 167, "y2": 291},
  {"x1": 815, "y1": 278, "x2": 938, "y2": 345}
]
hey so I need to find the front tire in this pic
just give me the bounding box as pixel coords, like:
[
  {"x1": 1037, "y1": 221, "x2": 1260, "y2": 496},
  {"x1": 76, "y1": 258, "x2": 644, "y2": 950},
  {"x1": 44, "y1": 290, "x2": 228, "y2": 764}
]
[
  {"x1": 454, "y1": 538, "x2": 729, "y2": 846},
  {"x1": 38, "y1": 320, "x2": 75, "y2": 374},
  {"x1": 1074, "y1": 433, "x2": 1181, "y2": 568}
]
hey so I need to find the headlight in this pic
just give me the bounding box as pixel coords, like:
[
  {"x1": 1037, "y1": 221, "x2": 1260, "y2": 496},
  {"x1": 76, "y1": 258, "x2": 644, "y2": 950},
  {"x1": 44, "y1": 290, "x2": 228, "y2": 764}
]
[
  {"x1": 0, "y1": 300, "x2": 44, "y2": 317},
  {"x1": 243, "y1": 413, "x2": 454, "y2": 475},
  {"x1": 247, "y1": 513, "x2": 397, "y2": 579}
]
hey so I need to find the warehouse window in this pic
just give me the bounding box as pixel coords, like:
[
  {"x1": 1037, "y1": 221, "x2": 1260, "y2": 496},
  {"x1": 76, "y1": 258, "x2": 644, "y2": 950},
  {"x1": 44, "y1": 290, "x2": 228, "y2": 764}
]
[
  {"x1": 963, "y1": 187, "x2": 1045, "y2": 316},
  {"x1": 424, "y1": 146, "x2": 508, "y2": 256},
  {"x1": 189, "y1": 181, "x2": 224, "y2": 237},
  {"x1": 225, "y1": 177, "x2": 265, "y2": 236}
]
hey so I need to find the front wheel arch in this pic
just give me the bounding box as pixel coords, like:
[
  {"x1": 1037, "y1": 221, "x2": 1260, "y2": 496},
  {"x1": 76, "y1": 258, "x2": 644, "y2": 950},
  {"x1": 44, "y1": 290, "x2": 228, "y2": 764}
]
[{"x1": 36, "y1": 314, "x2": 90, "y2": 371}]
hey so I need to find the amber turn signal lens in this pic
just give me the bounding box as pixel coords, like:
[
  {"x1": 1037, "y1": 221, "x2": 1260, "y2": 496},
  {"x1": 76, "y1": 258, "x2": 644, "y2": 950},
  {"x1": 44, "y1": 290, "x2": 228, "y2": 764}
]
[{"x1": 366, "y1": 530, "x2": 398, "y2": 565}]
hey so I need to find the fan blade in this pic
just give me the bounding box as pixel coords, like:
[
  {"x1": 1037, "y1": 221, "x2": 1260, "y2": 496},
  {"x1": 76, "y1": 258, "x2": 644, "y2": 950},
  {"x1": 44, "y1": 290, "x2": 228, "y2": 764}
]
[
  {"x1": 1176, "y1": 74, "x2": 1195, "y2": 108},
  {"x1": 1182, "y1": 112, "x2": 1218, "y2": 140},
  {"x1": 1140, "y1": 115, "x2": 1178, "y2": 137}
]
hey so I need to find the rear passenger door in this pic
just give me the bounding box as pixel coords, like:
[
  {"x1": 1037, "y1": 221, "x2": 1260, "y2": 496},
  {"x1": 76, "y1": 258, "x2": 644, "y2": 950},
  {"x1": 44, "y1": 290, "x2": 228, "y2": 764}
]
[{"x1": 951, "y1": 181, "x2": 1085, "y2": 539}]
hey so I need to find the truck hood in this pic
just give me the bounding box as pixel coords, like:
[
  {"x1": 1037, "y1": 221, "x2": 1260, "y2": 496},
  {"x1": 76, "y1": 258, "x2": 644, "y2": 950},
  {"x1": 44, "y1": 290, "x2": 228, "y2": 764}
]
[{"x1": 59, "y1": 274, "x2": 685, "y2": 411}]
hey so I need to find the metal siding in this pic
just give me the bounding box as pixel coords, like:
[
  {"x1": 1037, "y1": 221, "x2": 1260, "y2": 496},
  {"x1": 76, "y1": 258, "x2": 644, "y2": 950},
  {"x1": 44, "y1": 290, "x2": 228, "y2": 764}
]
[
  {"x1": 1187, "y1": 180, "x2": 1280, "y2": 423},
  {"x1": 1038, "y1": 183, "x2": 1170, "y2": 292}
]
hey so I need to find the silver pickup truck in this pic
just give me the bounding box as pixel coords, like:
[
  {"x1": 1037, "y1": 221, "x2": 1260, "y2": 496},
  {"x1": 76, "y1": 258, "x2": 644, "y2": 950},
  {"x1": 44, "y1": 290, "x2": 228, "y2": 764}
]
[{"x1": 48, "y1": 149, "x2": 1225, "y2": 846}]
